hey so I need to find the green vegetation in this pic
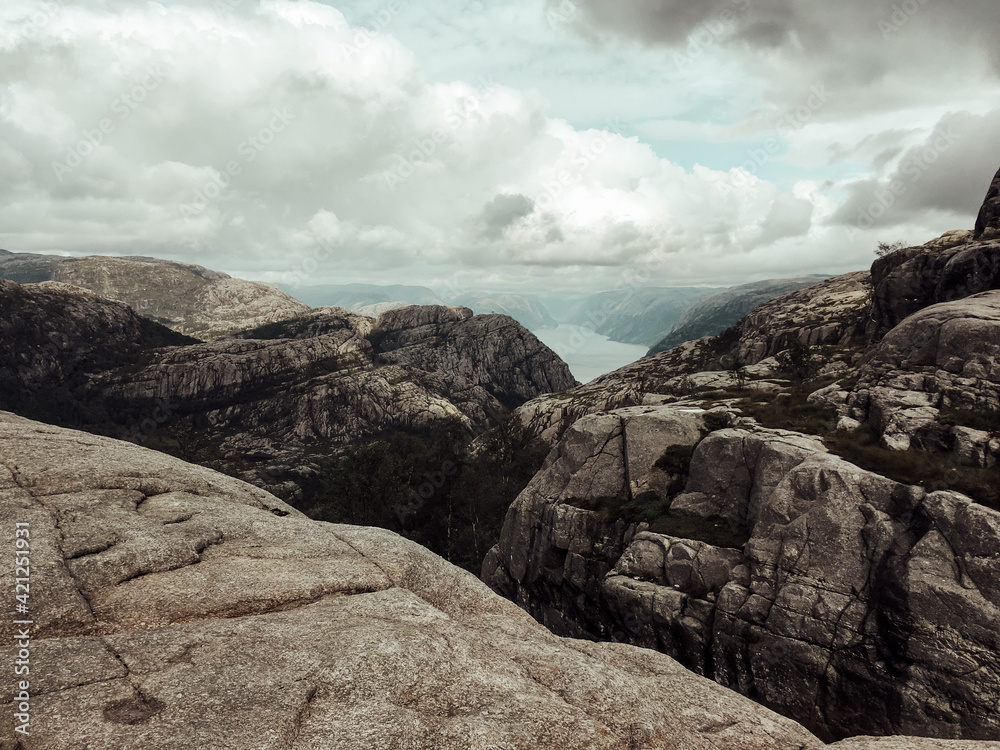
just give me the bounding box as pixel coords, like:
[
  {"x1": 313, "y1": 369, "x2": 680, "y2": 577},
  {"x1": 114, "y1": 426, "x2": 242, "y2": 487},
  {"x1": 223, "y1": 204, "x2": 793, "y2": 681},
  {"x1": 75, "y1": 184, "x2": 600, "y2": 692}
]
[
  {"x1": 939, "y1": 407, "x2": 1000, "y2": 433},
  {"x1": 301, "y1": 416, "x2": 549, "y2": 573},
  {"x1": 734, "y1": 391, "x2": 838, "y2": 435},
  {"x1": 825, "y1": 427, "x2": 999, "y2": 511},
  {"x1": 875, "y1": 240, "x2": 907, "y2": 258}
]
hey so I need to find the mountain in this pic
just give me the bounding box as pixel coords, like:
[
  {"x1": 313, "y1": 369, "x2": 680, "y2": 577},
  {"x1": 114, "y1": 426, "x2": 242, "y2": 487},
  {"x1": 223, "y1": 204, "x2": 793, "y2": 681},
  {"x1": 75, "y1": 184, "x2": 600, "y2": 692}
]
[
  {"x1": 0, "y1": 278, "x2": 576, "y2": 569},
  {"x1": 0, "y1": 409, "x2": 972, "y2": 749},
  {"x1": 647, "y1": 276, "x2": 829, "y2": 355},
  {"x1": 0, "y1": 251, "x2": 308, "y2": 339},
  {"x1": 564, "y1": 287, "x2": 722, "y2": 346},
  {"x1": 480, "y1": 171, "x2": 1000, "y2": 742},
  {"x1": 454, "y1": 292, "x2": 558, "y2": 330},
  {"x1": 282, "y1": 282, "x2": 443, "y2": 309}
]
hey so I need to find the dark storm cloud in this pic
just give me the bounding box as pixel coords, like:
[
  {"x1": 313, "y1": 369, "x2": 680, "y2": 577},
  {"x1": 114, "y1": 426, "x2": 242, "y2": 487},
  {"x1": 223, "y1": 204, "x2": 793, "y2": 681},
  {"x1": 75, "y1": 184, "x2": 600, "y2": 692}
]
[
  {"x1": 556, "y1": 0, "x2": 1000, "y2": 59},
  {"x1": 480, "y1": 193, "x2": 536, "y2": 240},
  {"x1": 831, "y1": 109, "x2": 1000, "y2": 230}
]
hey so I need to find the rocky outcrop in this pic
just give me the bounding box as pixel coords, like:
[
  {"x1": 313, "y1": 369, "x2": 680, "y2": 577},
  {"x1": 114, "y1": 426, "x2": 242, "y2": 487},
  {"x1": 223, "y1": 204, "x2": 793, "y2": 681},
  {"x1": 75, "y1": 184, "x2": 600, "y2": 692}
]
[
  {"x1": 1, "y1": 281, "x2": 576, "y2": 503},
  {"x1": 484, "y1": 405, "x2": 1000, "y2": 742},
  {"x1": 868, "y1": 231, "x2": 1000, "y2": 338},
  {"x1": 829, "y1": 291, "x2": 1000, "y2": 464},
  {"x1": 514, "y1": 273, "x2": 871, "y2": 448},
  {"x1": 975, "y1": 167, "x2": 1000, "y2": 240},
  {"x1": 0, "y1": 411, "x2": 836, "y2": 750},
  {"x1": 0, "y1": 279, "x2": 193, "y2": 420},
  {"x1": 373, "y1": 306, "x2": 577, "y2": 407},
  {"x1": 0, "y1": 252, "x2": 310, "y2": 339},
  {"x1": 649, "y1": 276, "x2": 828, "y2": 355}
]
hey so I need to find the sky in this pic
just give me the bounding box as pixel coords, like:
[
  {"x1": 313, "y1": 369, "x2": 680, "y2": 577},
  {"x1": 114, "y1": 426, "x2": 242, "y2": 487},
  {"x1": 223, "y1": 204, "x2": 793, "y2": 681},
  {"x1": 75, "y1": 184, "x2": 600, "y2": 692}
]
[{"x1": 1, "y1": 0, "x2": 999, "y2": 294}]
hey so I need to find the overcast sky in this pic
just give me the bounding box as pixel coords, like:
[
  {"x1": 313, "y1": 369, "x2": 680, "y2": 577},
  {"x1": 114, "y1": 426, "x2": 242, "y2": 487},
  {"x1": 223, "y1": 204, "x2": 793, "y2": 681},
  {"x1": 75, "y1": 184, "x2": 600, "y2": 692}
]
[{"x1": 2, "y1": 0, "x2": 999, "y2": 294}]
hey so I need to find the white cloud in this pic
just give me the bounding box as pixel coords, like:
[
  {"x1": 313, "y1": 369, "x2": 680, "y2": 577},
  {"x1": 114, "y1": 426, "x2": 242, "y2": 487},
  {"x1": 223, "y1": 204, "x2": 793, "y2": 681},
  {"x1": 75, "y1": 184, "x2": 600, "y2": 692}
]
[{"x1": 0, "y1": 0, "x2": 994, "y2": 295}]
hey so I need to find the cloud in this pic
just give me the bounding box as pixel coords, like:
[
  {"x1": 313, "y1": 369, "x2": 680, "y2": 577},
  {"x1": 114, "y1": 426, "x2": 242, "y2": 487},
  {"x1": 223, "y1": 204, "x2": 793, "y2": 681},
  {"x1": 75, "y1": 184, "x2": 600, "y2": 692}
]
[
  {"x1": 830, "y1": 109, "x2": 1000, "y2": 230},
  {"x1": 479, "y1": 193, "x2": 536, "y2": 240},
  {"x1": 554, "y1": 0, "x2": 1000, "y2": 117}
]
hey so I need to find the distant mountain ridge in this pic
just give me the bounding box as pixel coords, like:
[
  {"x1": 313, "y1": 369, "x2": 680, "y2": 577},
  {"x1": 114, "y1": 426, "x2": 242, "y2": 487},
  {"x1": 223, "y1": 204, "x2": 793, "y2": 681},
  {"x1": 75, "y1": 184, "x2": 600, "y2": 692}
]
[
  {"x1": 0, "y1": 250, "x2": 308, "y2": 339},
  {"x1": 565, "y1": 287, "x2": 723, "y2": 346},
  {"x1": 647, "y1": 276, "x2": 829, "y2": 355}
]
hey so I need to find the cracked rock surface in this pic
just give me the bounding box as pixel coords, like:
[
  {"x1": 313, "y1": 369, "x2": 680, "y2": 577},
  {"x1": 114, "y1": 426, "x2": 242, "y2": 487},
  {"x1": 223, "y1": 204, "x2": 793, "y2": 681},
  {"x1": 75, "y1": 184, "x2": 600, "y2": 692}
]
[
  {"x1": 0, "y1": 411, "x2": 835, "y2": 750},
  {"x1": 483, "y1": 405, "x2": 1000, "y2": 743}
]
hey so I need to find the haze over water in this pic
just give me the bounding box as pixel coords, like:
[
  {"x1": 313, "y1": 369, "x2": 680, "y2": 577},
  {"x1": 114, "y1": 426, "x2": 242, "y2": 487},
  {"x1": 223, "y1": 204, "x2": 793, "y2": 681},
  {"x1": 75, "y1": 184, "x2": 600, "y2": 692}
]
[{"x1": 532, "y1": 325, "x2": 649, "y2": 384}]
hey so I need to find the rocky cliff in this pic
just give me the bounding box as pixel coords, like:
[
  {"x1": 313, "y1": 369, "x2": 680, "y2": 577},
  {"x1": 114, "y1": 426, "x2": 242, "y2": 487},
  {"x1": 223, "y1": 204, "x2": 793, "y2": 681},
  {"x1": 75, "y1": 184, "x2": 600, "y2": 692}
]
[
  {"x1": 1, "y1": 411, "x2": 989, "y2": 750},
  {"x1": 484, "y1": 405, "x2": 1000, "y2": 741},
  {"x1": 483, "y1": 174, "x2": 1000, "y2": 742},
  {"x1": 0, "y1": 283, "x2": 576, "y2": 507},
  {"x1": 0, "y1": 252, "x2": 309, "y2": 339}
]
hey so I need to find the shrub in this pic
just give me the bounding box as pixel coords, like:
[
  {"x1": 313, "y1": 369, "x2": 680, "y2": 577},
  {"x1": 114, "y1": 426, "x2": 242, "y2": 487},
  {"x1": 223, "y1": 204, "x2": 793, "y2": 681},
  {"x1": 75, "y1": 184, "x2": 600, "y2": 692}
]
[{"x1": 875, "y1": 240, "x2": 907, "y2": 258}]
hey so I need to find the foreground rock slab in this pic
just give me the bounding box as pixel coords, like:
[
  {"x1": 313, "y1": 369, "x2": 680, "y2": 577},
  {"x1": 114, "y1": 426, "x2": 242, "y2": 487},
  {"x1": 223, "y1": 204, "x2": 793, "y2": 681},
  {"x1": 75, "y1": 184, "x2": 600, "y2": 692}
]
[{"x1": 0, "y1": 412, "x2": 829, "y2": 750}]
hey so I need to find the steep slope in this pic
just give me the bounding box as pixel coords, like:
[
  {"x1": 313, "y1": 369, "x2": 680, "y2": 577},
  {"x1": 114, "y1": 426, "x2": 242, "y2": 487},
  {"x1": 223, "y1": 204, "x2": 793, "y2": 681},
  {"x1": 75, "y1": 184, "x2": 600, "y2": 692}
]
[
  {"x1": 649, "y1": 276, "x2": 829, "y2": 355},
  {"x1": 0, "y1": 279, "x2": 194, "y2": 424},
  {"x1": 566, "y1": 286, "x2": 720, "y2": 346},
  {"x1": 0, "y1": 411, "x2": 984, "y2": 750},
  {"x1": 0, "y1": 251, "x2": 309, "y2": 339},
  {"x1": 976, "y1": 166, "x2": 1000, "y2": 239}
]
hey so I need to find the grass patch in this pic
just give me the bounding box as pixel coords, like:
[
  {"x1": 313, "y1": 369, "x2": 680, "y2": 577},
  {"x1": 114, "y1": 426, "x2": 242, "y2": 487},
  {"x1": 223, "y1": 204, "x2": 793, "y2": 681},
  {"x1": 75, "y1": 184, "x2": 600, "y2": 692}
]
[
  {"x1": 826, "y1": 428, "x2": 1000, "y2": 511},
  {"x1": 939, "y1": 407, "x2": 1000, "y2": 433},
  {"x1": 735, "y1": 392, "x2": 837, "y2": 435}
]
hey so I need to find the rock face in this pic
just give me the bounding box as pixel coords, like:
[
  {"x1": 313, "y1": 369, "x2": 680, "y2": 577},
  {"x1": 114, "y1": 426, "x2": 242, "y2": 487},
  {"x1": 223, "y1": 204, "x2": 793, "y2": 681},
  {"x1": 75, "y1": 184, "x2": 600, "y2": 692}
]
[
  {"x1": 868, "y1": 231, "x2": 1000, "y2": 338},
  {"x1": 514, "y1": 273, "x2": 871, "y2": 449},
  {"x1": 0, "y1": 252, "x2": 310, "y2": 339},
  {"x1": 0, "y1": 411, "x2": 835, "y2": 750},
  {"x1": 0, "y1": 279, "x2": 193, "y2": 421},
  {"x1": 976, "y1": 167, "x2": 1000, "y2": 240},
  {"x1": 832, "y1": 291, "x2": 1000, "y2": 463},
  {"x1": 484, "y1": 406, "x2": 1000, "y2": 741},
  {"x1": 1, "y1": 281, "x2": 577, "y2": 502},
  {"x1": 649, "y1": 276, "x2": 828, "y2": 355}
]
